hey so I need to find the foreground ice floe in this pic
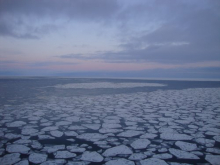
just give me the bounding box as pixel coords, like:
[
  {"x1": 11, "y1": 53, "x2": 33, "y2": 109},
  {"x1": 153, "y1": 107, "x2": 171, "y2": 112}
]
[
  {"x1": 169, "y1": 148, "x2": 199, "y2": 159},
  {"x1": 140, "y1": 158, "x2": 168, "y2": 165},
  {"x1": 105, "y1": 158, "x2": 135, "y2": 165},
  {"x1": 29, "y1": 153, "x2": 47, "y2": 164},
  {"x1": 103, "y1": 145, "x2": 133, "y2": 157},
  {"x1": 80, "y1": 151, "x2": 103, "y2": 162},
  {"x1": 0, "y1": 153, "x2": 21, "y2": 165}
]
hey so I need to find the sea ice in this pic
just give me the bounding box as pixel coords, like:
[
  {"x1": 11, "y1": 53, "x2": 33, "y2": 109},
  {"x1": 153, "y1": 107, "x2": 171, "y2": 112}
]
[
  {"x1": 130, "y1": 139, "x2": 151, "y2": 149},
  {"x1": 102, "y1": 145, "x2": 133, "y2": 157},
  {"x1": 67, "y1": 146, "x2": 86, "y2": 153},
  {"x1": 205, "y1": 155, "x2": 220, "y2": 165},
  {"x1": 21, "y1": 128, "x2": 38, "y2": 135},
  {"x1": 64, "y1": 131, "x2": 78, "y2": 136},
  {"x1": 160, "y1": 133, "x2": 192, "y2": 140},
  {"x1": 169, "y1": 148, "x2": 199, "y2": 159},
  {"x1": 54, "y1": 151, "x2": 76, "y2": 158},
  {"x1": 206, "y1": 148, "x2": 220, "y2": 154},
  {"x1": 0, "y1": 153, "x2": 21, "y2": 165},
  {"x1": 77, "y1": 133, "x2": 107, "y2": 142},
  {"x1": 140, "y1": 133, "x2": 157, "y2": 139},
  {"x1": 82, "y1": 124, "x2": 101, "y2": 130},
  {"x1": 41, "y1": 159, "x2": 66, "y2": 165},
  {"x1": 153, "y1": 153, "x2": 173, "y2": 159},
  {"x1": 6, "y1": 144, "x2": 30, "y2": 154},
  {"x1": 128, "y1": 153, "x2": 147, "y2": 160},
  {"x1": 14, "y1": 160, "x2": 29, "y2": 165},
  {"x1": 175, "y1": 141, "x2": 197, "y2": 151},
  {"x1": 105, "y1": 158, "x2": 135, "y2": 165},
  {"x1": 117, "y1": 130, "x2": 144, "y2": 137},
  {"x1": 29, "y1": 153, "x2": 48, "y2": 164},
  {"x1": 140, "y1": 158, "x2": 168, "y2": 165},
  {"x1": 50, "y1": 130, "x2": 63, "y2": 137},
  {"x1": 6, "y1": 121, "x2": 26, "y2": 127},
  {"x1": 80, "y1": 151, "x2": 103, "y2": 162}
]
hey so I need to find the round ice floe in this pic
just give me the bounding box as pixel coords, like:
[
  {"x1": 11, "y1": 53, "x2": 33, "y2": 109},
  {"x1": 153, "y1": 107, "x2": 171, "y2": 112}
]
[
  {"x1": 29, "y1": 153, "x2": 48, "y2": 164},
  {"x1": 41, "y1": 159, "x2": 66, "y2": 165},
  {"x1": 50, "y1": 130, "x2": 63, "y2": 137},
  {"x1": 64, "y1": 131, "x2": 78, "y2": 136},
  {"x1": 67, "y1": 146, "x2": 85, "y2": 153},
  {"x1": 102, "y1": 145, "x2": 133, "y2": 157},
  {"x1": 105, "y1": 158, "x2": 135, "y2": 165},
  {"x1": 140, "y1": 158, "x2": 168, "y2": 165},
  {"x1": 6, "y1": 144, "x2": 30, "y2": 154},
  {"x1": 14, "y1": 160, "x2": 29, "y2": 165},
  {"x1": 6, "y1": 121, "x2": 26, "y2": 127},
  {"x1": 80, "y1": 151, "x2": 103, "y2": 162},
  {"x1": 130, "y1": 139, "x2": 151, "y2": 149},
  {"x1": 54, "y1": 151, "x2": 76, "y2": 158},
  {"x1": 0, "y1": 153, "x2": 21, "y2": 165},
  {"x1": 82, "y1": 124, "x2": 101, "y2": 130},
  {"x1": 41, "y1": 126, "x2": 58, "y2": 132},
  {"x1": 21, "y1": 128, "x2": 38, "y2": 135}
]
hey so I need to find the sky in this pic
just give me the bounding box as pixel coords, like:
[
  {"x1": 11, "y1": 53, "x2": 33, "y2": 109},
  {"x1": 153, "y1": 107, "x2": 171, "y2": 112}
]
[{"x1": 0, "y1": 0, "x2": 220, "y2": 79}]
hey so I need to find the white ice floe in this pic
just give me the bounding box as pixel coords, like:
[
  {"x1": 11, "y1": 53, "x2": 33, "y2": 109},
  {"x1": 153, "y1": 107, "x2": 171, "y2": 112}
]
[
  {"x1": 205, "y1": 155, "x2": 220, "y2": 165},
  {"x1": 130, "y1": 139, "x2": 151, "y2": 149},
  {"x1": 99, "y1": 128, "x2": 123, "y2": 134},
  {"x1": 103, "y1": 145, "x2": 133, "y2": 157},
  {"x1": 175, "y1": 141, "x2": 197, "y2": 151},
  {"x1": 117, "y1": 130, "x2": 144, "y2": 137},
  {"x1": 54, "y1": 82, "x2": 166, "y2": 89},
  {"x1": 38, "y1": 135, "x2": 55, "y2": 140},
  {"x1": 213, "y1": 135, "x2": 220, "y2": 142},
  {"x1": 6, "y1": 144, "x2": 30, "y2": 154},
  {"x1": 21, "y1": 128, "x2": 38, "y2": 135},
  {"x1": 64, "y1": 131, "x2": 78, "y2": 136},
  {"x1": 195, "y1": 138, "x2": 215, "y2": 147},
  {"x1": 102, "y1": 123, "x2": 121, "y2": 129},
  {"x1": 105, "y1": 158, "x2": 135, "y2": 165},
  {"x1": 82, "y1": 124, "x2": 101, "y2": 130},
  {"x1": 5, "y1": 133, "x2": 20, "y2": 139},
  {"x1": 67, "y1": 146, "x2": 85, "y2": 153},
  {"x1": 54, "y1": 151, "x2": 76, "y2": 158},
  {"x1": 13, "y1": 139, "x2": 32, "y2": 144},
  {"x1": 140, "y1": 158, "x2": 168, "y2": 165},
  {"x1": 66, "y1": 161, "x2": 89, "y2": 165},
  {"x1": 43, "y1": 145, "x2": 65, "y2": 153},
  {"x1": 80, "y1": 151, "x2": 103, "y2": 162},
  {"x1": 128, "y1": 153, "x2": 147, "y2": 160},
  {"x1": 31, "y1": 140, "x2": 43, "y2": 149},
  {"x1": 14, "y1": 160, "x2": 29, "y2": 165},
  {"x1": 41, "y1": 159, "x2": 66, "y2": 165},
  {"x1": 140, "y1": 133, "x2": 157, "y2": 139},
  {"x1": 153, "y1": 153, "x2": 173, "y2": 159},
  {"x1": 206, "y1": 148, "x2": 220, "y2": 154},
  {"x1": 77, "y1": 133, "x2": 107, "y2": 142},
  {"x1": 42, "y1": 126, "x2": 58, "y2": 132},
  {"x1": 160, "y1": 133, "x2": 192, "y2": 140},
  {"x1": 29, "y1": 153, "x2": 48, "y2": 164},
  {"x1": 169, "y1": 148, "x2": 199, "y2": 159},
  {"x1": 68, "y1": 126, "x2": 86, "y2": 130},
  {"x1": 50, "y1": 130, "x2": 63, "y2": 137},
  {"x1": 0, "y1": 153, "x2": 21, "y2": 165},
  {"x1": 6, "y1": 121, "x2": 26, "y2": 127}
]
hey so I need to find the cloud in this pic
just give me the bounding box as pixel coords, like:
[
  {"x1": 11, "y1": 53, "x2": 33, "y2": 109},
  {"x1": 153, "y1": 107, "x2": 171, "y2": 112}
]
[{"x1": 0, "y1": 0, "x2": 119, "y2": 39}]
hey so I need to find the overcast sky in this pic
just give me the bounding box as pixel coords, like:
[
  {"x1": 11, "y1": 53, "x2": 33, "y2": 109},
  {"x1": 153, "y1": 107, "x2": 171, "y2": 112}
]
[{"x1": 0, "y1": 0, "x2": 220, "y2": 78}]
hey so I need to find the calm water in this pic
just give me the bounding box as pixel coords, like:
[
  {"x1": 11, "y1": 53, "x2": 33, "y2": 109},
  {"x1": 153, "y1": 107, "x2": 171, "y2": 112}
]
[{"x1": 0, "y1": 77, "x2": 220, "y2": 164}]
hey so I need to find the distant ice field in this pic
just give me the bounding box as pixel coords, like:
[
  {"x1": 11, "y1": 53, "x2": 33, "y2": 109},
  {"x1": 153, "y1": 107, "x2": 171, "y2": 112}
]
[{"x1": 54, "y1": 82, "x2": 166, "y2": 89}]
